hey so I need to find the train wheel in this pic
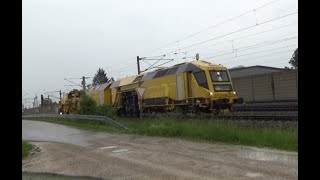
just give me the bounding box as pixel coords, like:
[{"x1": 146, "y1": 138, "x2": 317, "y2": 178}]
[
  {"x1": 212, "y1": 108, "x2": 220, "y2": 116},
  {"x1": 178, "y1": 106, "x2": 188, "y2": 115},
  {"x1": 116, "y1": 109, "x2": 121, "y2": 116}
]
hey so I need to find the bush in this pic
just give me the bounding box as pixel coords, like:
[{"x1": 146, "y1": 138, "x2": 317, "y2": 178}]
[
  {"x1": 95, "y1": 105, "x2": 117, "y2": 119},
  {"x1": 79, "y1": 94, "x2": 97, "y2": 115},
  {"x1": 79, "y1": 94, "x2": 117, "y2": 118}
]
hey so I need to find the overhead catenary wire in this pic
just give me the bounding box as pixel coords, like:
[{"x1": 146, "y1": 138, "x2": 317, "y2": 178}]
[
  {"x1": 143, "y1": 0, "x2": 282, "y2": 55},
  {"x1": 123, "y1": 12, "x2": 297, "y2": 78},
  {"x1": 140, "y1": 12, "x2": 296, "y2": 67},
  {"x1": 105, "y1": 5, "x2": 297, "y2": 79},
  {"x1": 221, "y1": 53, "x2": 296, "y2": 67},
  {"x1": 108, "y1": 42, "x2": 298, "y2": 79},
  {"x1": 103, "y1": 47, "x2": 295, "y2": 80},
  {"x1": 201, "y1": 34, "x2": 297, "y2": 58},
  {"x1": 160, "y1": 11, "x2": 297, "y2": 57},
  {"x1": 226, "y1": 56, "x2": 294, "y2": 68},
  {"x1": 185, "y1": 23, "x2": 297, "y2": 54},
  {"x1": 205, "y1": 44, "x2": 296, "y2": 64},
  {"x1": 219, "y1": 48, "x2": 296, "y2": 65},
  {"x1": 203, "y1": 37, "x2": 297, "y2": 60},
  {"x1": 101, "y1": 2, "x2": 297, "y2": 79}
]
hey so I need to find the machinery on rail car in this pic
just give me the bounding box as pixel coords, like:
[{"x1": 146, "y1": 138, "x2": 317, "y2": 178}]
[
  {"x1": 59, "y1": 89, "x2": 82, "y2": 114},
  {"x1": 85, "y1": 60, "x2": 243, "y2": 116}
]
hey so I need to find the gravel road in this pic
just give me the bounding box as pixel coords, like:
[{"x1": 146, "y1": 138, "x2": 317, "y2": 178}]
[{"x1": 22, "y1": 120, "x2": 298, "y2": 180}]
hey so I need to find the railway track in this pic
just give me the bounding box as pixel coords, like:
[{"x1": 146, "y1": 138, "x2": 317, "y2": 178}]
[
  {"x1": 139, "y1": 101, "x2": 299, "y2": 121},
  {"x1": 215, "y1": 113, "x2": 298, "y2": 121},
  {"x1": 231, "y1": 102, "x2": 298, "y2": 111},
  {"x1": 140, "y1": 110, "x2": 298, "y2": 121}
]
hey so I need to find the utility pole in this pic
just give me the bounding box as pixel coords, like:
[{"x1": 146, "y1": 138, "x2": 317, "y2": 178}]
[
  {"x1": 65, "y1": 77, "x2": 91, "y2": 93},
  {"x1": 59, "y1": 90, "x2": 62, "y2": 101},
  {"x1": 137, "y1": 56, "x2": 141, "y2": 75},
  {"x1": 82, "y1": 76, "x2": 86, "y2": 92}
]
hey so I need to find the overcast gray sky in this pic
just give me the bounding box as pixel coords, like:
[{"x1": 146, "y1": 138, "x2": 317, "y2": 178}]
[{"x1": 22, "y1": 0, "x2": 297, "y2": 106}]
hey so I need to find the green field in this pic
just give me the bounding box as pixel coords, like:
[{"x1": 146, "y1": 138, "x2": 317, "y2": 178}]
[{"x1": 25, "y1": 117, "x2": 297, "y2": 152}]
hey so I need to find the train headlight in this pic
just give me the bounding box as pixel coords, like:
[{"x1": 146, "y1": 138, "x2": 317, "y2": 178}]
[
  {"x1": 209, "y1": 92, "x2": 214, "y2": 96},
  {"x1": 233, "y1": 91, "x2": 236, "y2": 94}
]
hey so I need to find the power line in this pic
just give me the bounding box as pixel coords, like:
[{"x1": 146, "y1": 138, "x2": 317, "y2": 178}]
[
  {"x1": 103, "y1": 57, "x2": 137, "y2": 74},
  {"x1": 202, "y1": 34, "x2": 297, "y2": 58},
  {"x1": 232, "y1": 22, "x2": 297, "y2": 41},
  {"x1": 203, "y1": 37, "x2": 297, "y2": 60},
  {"x1": 108, "y1": 37, "x2": 296, "y2": 79},
  {"x1": 64, "y1": 79, "x2": 81, "y2": 86},
  {"x1": 234, "y1": 36, "x2": 297, "y2": 51},
  {"x1": 266, "y1": 61, "x2": 293, "y2": 67},
  {"x1": 144, "y1": 11, "x2": 297, "y2": 62},
  {"x1": 163, "y1": 11, "x2": 297, "y2": 56},
  {"x1": 105, "y1": 8, "x2": 297, "y2": 79},
  {"x1": 110, "y1": 37, "x2": 297, "y2": 77},
  {"x1": 219, "y1": 48, "x2": 296, "y2": 65},
  {"x1": 107, "y1": 63, "x2": 137, "y2": 74},
  {"x1": 143, "y1": 0, "x2": 282, "y2": 55},
  {"x1": 206, "y1": 44, "x2": 296, "y2": 62},
  {"x1": 108, "y1": 54, "x2": 176, "y2": 75},
  {"x1": 104, "y1": 6, "x2": 297, "y2": 79},
  {"x1": 182, "y1": 23, "x2": 297, "y2": 54},
  {"x1": 226, "y1": 55, "x2": 294, "y2": 68}
]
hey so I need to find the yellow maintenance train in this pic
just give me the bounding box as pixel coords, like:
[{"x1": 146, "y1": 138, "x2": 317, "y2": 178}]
[{"x1": 61, "y1": 60, "x2": 243, "y2": 116}]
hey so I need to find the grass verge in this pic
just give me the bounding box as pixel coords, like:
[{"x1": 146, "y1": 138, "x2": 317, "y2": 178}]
[
  {"x1": 24, "y1": 117, "x2": 297, "y2": 152},
  {"x1": 22, "y1": 141, "x2": 34, "y2": 160}
]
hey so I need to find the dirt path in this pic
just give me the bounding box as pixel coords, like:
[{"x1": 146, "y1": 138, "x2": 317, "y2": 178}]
[{"x1": 22, "y1": 120, "x2": 298, "y2": 180}]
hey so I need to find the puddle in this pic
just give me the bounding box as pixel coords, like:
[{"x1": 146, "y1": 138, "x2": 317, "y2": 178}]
[
  {"x1": 112, "y1": 149, "x2": 129, "y2": 153},
  {"x1": 238, "y1": 148, "x2": 297, "y2": 163},
  {"x1": 98, "y1": 146, "x2": 118, "y2": 150},
  {"x1": 22, "y1": 172, "x2": 107, "y2": 180},
  {"x1": 22, "y1": 121, "x2": 103, "y2": 147},
  {"x1": 246, "y1": 172, "x2": 263, "y2": 177}
]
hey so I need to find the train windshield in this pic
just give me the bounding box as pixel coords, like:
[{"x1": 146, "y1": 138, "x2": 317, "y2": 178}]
[{"x1": 210, "y1": 70, "x2": 230, "y2": 82}]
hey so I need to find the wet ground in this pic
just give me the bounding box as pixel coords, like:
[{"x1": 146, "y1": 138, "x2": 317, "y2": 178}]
[
  {"x1": 22, "y1": 120, "x2": 298, "y2": 180},
  {"x1": 22, "y1": 172, "x2": 104, "y2": 180}
]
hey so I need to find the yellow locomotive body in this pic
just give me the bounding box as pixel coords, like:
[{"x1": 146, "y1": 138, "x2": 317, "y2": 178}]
[
  {"x1": 86, "y1": 82, "x2": 113, "y2": 106},
  {"x1": 106, "y1": 60, "x2": 243, "y2": 116}
]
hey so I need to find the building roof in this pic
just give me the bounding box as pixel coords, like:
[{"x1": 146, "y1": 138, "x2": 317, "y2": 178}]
[{"x1": 229, "y1": 65, "x2": 285, "y2": 78}]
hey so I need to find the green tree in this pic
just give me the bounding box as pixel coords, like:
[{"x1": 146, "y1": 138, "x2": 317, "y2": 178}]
[
  {"x1": 289, "y1": 48, "x2": 298, "y2": 68},
  {"x1": 92, "y1": 68, "x2": 111, "y2": 85}
]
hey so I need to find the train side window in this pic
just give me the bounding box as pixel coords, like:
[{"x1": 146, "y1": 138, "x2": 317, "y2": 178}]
[{"x1": 193, "y1": 71, "x2": 209, "y2": 89}]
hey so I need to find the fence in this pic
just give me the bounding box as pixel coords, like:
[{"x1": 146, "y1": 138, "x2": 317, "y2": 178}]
[
  {"x1": 23, "y1": 104, "x2": 59, "y2": 115},
  {"x1": 232, "y1": 69, "x2": 298, "y2": 102}
]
